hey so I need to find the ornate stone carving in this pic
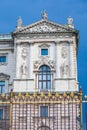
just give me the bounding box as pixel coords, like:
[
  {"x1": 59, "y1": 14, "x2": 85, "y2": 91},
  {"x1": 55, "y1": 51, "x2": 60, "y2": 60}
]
[
  {"x1": 29, "y1": 24, "x2": 57, "y2": 33},
  {"x1": 21, "y1": 47, "x2": 27, "y2": 58},
  {"x1": 42, "y1": 11, "x2": 48, "y2": 20},
  {"x1": 61, "y1": 46, "x2": 67, "y2": 58},
  {"x1": 21, "y1": 63, "x2": 27, "y2": 75},
  {"x1": 39, "y1": 43, "x2": 50, "y2": 48},
  {"x1": 61, "y1": 61, "x2": 69, "y2": 76},
  {"x1": 14, "y1": 18, "x2": 76, "y2": 34},
  {"x1": 21, "y1": 43, "x2": 28, "y2": 60},
  {"x1": 34, "y1": 57, "x2": 55, "y2": 71},
  {"x1": 17, "y1": 16, "x2": 22, "y2": 29},
  {"x1": 67, "y1": 16, "x2": 73, "y2": 25},
  {"x1": 34, "y1": 61, "x2": 40, "y2": 69},
  {"x1": 67, "y1": 16, "x2": 74, "y2": 28},
  {"x1": 49, "y1": 60, "x2": 55, "y2": 69}
]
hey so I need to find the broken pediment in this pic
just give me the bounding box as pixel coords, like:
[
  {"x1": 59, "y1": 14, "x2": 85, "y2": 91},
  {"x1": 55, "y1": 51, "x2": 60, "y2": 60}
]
[{"x1": 14, "y1": 20, "x2": 76, "y2": 34}]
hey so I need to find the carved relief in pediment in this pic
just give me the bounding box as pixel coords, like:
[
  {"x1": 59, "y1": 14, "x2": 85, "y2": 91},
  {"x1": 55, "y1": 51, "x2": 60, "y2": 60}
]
[
  {"x1": 15, "y1": 21, "x2": 70, "y2": 34},
  {"x1": 29, "y1": 24, "x2": 57, "y2": 33}
]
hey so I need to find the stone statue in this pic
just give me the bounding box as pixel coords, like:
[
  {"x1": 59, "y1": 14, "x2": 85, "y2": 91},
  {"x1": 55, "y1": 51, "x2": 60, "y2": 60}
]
[
  {"x1": 21, "y1": 47, "x2": 27, "y2": 58},
  {"x1": 61, "y1": 62, "x2": 69, "y2": 76},
  {"x1": 67, "y1": 16, "x2": 73, "y2": 25},
  {"x1": 42, "y1": 11, "x2": 48, "y2": 20},
  {"x1": 21, "y1": 63, "x2": 27, "y2": 74},
  {"x1": 17, "y1": 16, "x2": 22, "y2": 28},
  {"x1": 67, "y1": 16, "x2": 74, "y2": 28}
]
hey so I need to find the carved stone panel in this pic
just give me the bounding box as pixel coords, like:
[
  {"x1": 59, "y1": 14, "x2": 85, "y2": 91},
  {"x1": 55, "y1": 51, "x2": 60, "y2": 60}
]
[
  {"x1": 34, "y1": 57, "x2": 55, "y2": 71},
  {"x1": 61, "y1": 46, "x2": 68, "y2": 58},
  {"x1": 21, "y1": 63, "x2": 27, "y2": 75},
  {"x1": 60, "y1": 61, "x2": 69, "y2": 77},
  {"x1": 21, "y1": 43, "x2": 28, "y2": 59}
]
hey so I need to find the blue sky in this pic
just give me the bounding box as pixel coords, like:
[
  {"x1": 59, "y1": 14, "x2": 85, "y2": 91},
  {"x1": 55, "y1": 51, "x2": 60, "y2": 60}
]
[{"x1": 0, "y1": 0, "x2": 87, "y2": 129}]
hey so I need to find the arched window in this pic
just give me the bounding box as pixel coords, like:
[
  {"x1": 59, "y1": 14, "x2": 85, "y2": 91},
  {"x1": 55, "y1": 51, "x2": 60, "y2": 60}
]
[{"x1": 38, "y1": 65, "x2": 51, "y2": 90}]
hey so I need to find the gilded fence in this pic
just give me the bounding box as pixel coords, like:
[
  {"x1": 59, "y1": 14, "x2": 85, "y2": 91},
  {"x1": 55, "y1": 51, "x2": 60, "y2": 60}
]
[{"x1": 0, "y1": 91, "x2": 82, "y2": 130}]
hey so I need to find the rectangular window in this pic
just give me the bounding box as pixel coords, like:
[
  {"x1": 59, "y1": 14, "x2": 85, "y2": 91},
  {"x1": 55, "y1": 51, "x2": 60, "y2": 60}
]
[
  {"x1": 40, "y1": 106, "x2": 48, "y2": 117},
  {"x1": 0, "y1": 56, "x2": 6, "y2": 62},
  {"x1": 0, "y1": 81, "x2": 5, "y2": 94},
  {"x1": 41, "y1": 49, "x2": 48, "y2": 56},
  {"x1": 0, "y1": 109, "x2": 3, "y2": 119}
]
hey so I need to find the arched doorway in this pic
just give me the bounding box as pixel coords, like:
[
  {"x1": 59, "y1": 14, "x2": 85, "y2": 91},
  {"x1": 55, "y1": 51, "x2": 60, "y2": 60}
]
[{"x1": 38, "y1": 126, "x2": 50, "y2": 130}]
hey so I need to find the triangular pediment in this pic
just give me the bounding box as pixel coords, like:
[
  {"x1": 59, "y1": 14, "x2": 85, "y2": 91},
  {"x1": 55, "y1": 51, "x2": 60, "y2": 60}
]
[
  {"x1": 14, "y1": 20, "x2": 76, "y2": 34},
  {"x1": 0, "y1": 73, "x2": 10, "y2": 80}
]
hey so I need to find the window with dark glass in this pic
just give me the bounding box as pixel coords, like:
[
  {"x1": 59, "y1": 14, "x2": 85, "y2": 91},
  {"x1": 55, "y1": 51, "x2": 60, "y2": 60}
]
[
  {"x1": 41, "y1": 49, "x2": 48, "y2": 56},
  {"x1": 0, "y1": 109, "x2": 3, "y2": 119},
  {"x1": 0, "y1": 56, "x2": 6, "y2": 62},
  {"x1": 0, "y1": 81, "x2": 5, "y2": 94},
  {"x1": 40, "y1": 106, "x2": 48, "y2": 117},
  {"x1": 38, "y1": 65, "x2": 51, "y2": 90}
]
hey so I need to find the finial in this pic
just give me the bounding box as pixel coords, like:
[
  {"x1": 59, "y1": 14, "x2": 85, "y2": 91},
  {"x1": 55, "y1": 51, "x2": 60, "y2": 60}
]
[
  {"x1": 17, "y1": 16, "x2": 22, "y2": 29},
  {"x1": 42, "y1": 11, "x2": 48, "y2": 20},
  {"x1": 67, "y1": 16, "x2": 74, "y2": 28}
]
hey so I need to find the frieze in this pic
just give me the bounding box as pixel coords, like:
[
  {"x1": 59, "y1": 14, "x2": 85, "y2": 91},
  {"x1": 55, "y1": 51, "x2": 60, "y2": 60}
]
[{"x1": 14, "y1": 33, "x2": 74, "y2": 40}]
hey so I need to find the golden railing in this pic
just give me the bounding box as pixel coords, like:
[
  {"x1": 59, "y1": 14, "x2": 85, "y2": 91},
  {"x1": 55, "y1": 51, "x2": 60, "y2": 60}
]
[{"x1": 0, "y1": 90, "x2": 82, "y2": 130}]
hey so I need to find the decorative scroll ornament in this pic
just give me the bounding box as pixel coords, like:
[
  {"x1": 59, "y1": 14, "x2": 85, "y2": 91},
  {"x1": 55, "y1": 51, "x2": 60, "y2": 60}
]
[{"x1": 34, "y1": 57, "x2": 55, "y2": 71}]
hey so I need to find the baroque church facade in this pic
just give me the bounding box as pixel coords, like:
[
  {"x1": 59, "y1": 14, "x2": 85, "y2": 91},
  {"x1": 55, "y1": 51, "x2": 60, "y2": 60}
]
[{"x1": 0, "y1": 12, "x2": 82, "y2": 130}]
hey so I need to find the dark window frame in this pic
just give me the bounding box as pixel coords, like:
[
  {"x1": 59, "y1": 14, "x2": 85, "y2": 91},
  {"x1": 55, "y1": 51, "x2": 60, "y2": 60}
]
[
  {"x1": 38, "y1": 65, "x2": 51, "y2": 90},
  {"x1": 0, "y1": 56, "x2": 6, "y2": 63},
  {"x1": 40, "y1": 106, "x2": 48, "y2": 117},
  {"x1": 41, "y1": 49, "x2": 48, "y2": 56},
  {"x1": 0, "y1": 109, "x2": 3, "y2": 120},
  {"x1": 0, "y1": 81, "x2": 5, "y2": 94}
]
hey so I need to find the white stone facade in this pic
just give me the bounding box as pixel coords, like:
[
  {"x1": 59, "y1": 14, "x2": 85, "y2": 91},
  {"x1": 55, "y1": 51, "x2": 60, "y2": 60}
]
[
  {"x1": 0, "y1": 16, "x2": 79, "y2": 93},
  {"x1": 0, "y1": 14, "x2": 80, "y2": 130}
]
